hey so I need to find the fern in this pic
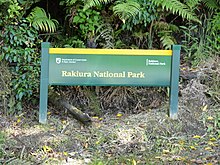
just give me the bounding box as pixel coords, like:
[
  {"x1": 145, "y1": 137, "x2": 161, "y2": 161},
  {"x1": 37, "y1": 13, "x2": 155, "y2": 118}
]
[
  {"x1": 185, "y1": 0, "x2": 201, "y2": 8},
  {"x1": 160, "y1": 35, "x2": 175, "y2": 49},
  {"x1": 83, "y1": 0, "x2": 113, "y2": 10},
  {"x1": 154, "y1": 21, "x2": 179, "y2": 31},
  {"x1": 212, "y1": 12, "x2": 220, "y2": 30},
  {"x1": 154, "y1": 21, "x2": 178, "y2": 49},
  {"x1": 95, "y1": 24, "x2": 114, "y2": 48},
  {"x1": 152, "y1": 0, "x2": 200, "y2": 23},
  {"x1": 84, "y1": 0, "x2": 200, "y2": 23},
  {"x1": 203, "y1": 0, "x2": 220, "y2": 9},
  {"x1": 113, "y1": 0, "x2": 140, "y2": 22},
  {"x1": 183, "y1": 0, "x2": 220, "y2": 10},
  {"x1": 60, "y1": 0, "x2": 78, "y2": 6},
  {"x1": 84, "y1": 0, "x2": 140, "y2": 23},
  {"x1": 27, "y1": 7, "x2": 58, "y2": 33}
]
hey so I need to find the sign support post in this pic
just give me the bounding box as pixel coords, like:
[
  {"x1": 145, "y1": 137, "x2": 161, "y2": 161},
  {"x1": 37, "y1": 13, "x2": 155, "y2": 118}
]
[
  {"x1": 169, "y1": 45, "x2": 181, "y2": 119},
  {"x1": 39, "y1": 42, "x2": 50, "y2": 124}
]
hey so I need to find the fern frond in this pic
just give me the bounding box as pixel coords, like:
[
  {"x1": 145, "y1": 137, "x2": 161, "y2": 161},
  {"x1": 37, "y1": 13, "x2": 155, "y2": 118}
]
[
  {"x1": 113, "y1": 0, "x2": 140, "y2": 23},
  {"x1": 160, "y1": 34, "x2": 175, "y2": 50},
  {"x1": 202, "y1": 0, "x2": 220, "y2": 10},
  {"x1": 96, "y1": 24, "x2": 114, "y2": 48},
  {"x1": 185, "y1": 0, "x2": 201, "y2": 8},
  {"x1": 27, "y1": 7, "x2": 58, "y2": 33},
  {"x1": 152, "y1": 0, "x2": 200, "y2": 23},
  {"x1": 83, "y1": 0, "x2": 113, "y2": 10},
  {"x1": 154, "y1": 21, "x2": 170, "y2": 30},
  {"x1": 154, "y1": 21, "x2": 179, "y2": 32},
  {"x1": 154, "y1": 21, "x2": 177, "y2": 49},
  {"x1": 212, "y1": 12, "x2": 220, "y2": 30}
]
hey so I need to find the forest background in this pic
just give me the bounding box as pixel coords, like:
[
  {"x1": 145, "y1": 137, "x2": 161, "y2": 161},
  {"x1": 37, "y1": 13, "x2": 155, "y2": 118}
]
[{"x1": 0, "y1": 0, "x2": 220, "y2": 164}]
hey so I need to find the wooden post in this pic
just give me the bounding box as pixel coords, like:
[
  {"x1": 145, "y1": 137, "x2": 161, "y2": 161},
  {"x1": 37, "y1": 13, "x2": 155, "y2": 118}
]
[
  {"x1": 169, "y1": 45, "x2": 181, "y2": 119},
  {"x1": 39, "y1": 42, "x2": 50, "y2": 124}
]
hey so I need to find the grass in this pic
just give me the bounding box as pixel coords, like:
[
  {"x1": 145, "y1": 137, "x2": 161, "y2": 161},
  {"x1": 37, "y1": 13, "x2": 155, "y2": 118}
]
[
  {"x1": 0, "y1": 105, "x2": 219, "y2": 164},
  {"x1": 0, "y1": 131, "x2": 6, "y2": 158}
]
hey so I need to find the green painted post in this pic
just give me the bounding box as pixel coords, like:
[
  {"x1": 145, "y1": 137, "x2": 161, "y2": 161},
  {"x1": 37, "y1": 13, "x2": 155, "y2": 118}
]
[
  {"x1": 39, "y1": 42, "x2": 50, "y2": 124},
  {"x1": 169, "y1": 45, "x2": 181, "y2": 119}
]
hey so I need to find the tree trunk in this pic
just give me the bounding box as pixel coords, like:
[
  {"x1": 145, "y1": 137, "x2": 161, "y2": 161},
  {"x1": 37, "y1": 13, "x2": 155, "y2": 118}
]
[{"x1": 48, "y1": 91, "x2": 92, "y2": 125}]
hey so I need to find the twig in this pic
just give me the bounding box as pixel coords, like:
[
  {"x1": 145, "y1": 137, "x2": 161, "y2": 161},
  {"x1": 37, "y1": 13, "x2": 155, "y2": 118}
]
[
  {"x1": 11, "y1": 134, "x2": 26, "y2": 146},
  {"x1": 60, "y1": 122, "x2": 70, "y2": 134},
  {"x1": 5, "y1": 157, "x2": 17, "y2": 164},
  {"x1": 20, "y1": 145, "x2": 26, "y2": 159},
  {"x1": 38, "y1": 31, "x2": 62, "y2": 36}
]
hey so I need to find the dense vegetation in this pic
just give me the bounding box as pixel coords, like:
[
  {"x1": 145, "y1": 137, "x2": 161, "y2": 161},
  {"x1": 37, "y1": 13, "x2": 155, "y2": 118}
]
[
  {"x1": 0, "y1": 0, "x2": 219, "y2": 109},
  {"x1": 0, "y1": 0, "x2": 219, "y2": 164}
]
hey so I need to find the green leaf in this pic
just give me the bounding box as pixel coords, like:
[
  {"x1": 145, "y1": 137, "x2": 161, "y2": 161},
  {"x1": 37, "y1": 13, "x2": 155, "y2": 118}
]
[
  {"x1": 27, "y1": 7, "x2": 59, "y2": 32},
  {"x1": 151, "y1": 0, "x2": 200, "y2": 23},
  {"x1": 83, "y1": 0, "x2": 113, "y2": 10},
  {"x1": 73, "y1": 15, "x2": 80, "y2": 23},
  {"x1": 113, "y1": 1, "x2": 141, "y2": 22}
]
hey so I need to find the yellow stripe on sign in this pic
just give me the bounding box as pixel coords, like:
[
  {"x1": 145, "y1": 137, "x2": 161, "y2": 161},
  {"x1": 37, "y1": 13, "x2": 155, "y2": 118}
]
[{"x1": 49, "y1": 48, "x2": 172, "y2": 56}]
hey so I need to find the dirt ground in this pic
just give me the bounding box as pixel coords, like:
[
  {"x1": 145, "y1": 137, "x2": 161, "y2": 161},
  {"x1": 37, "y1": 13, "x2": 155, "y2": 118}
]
[{"x1": 0, "y1": 96, "x2": 219, "y2": 164}]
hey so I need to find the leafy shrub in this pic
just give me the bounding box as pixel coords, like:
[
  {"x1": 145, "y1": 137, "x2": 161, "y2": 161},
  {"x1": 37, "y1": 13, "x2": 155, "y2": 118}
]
[
  {"x1": 72, "y1": 8, "x2": 103, "y2": 39},
  {"x1": 0, "y1": 0, "x2": 60, "y2": 112},
  {"x1": 1, "y1": 19, "x2": 41, "y2": 110},
  {"x1": 208, "y1": 12, "x2": 220, "y2": 53}
]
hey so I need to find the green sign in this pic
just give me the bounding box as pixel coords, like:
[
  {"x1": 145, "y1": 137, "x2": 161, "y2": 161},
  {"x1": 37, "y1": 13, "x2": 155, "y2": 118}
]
[
  {"x1": 49, "y1": 54, "x2": 172, "y2": 86},
  {"x1": 39, "y1": 42, "x2": 181, "y2": 124}
]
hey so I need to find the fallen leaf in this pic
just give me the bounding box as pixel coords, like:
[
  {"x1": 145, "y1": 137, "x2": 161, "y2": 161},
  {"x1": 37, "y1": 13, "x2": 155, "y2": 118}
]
[
  {"x1": 207, "y1": 116, "x2": 213, "y2": 120},
  {"x1": 175, "y1": 156, "x2": 185, "y2": 161},
  {"x1": 61, "y1": 120, "x2": 67, "y2": 124},
  {"x1": 193, "y1": 135, "x2": 201, "y2": 139},
  {"x1": 204, "y1": 147, "x2": 212, "y2": 151},
  {"x1": 209, "y1": 137, "x2": 216, "y2": 142},
  {"x1": 202, "y1": 105, "x2": 208, "y2": 111},
  {"x1": 116, "y1": 113, "x2": 123, "y2": 117},
  {"x1": 162, "y1": 149, "x2": 170, "y2": 154},
  {"x1": 132, "y1": 159, "x2": 136, "y2": 165},
  {"x1": 190, "y1": 146, "x2": 196, "y2": 150},
  {"x1": 84, "y1": 143, "x2": 88, "y2": 149},
  {"x1": 17, "y1": 118, "x2": 21, "y2": 123},
  {"x1": 208, "y1": 141, "x2": 215, "y2": 146},
  {"x1": 63, "y1": 151, "x2": 68, "y2": 156},
  {"x1": 42, "y1": 145, "x2": 53, "y2": 153},
  {"x1": 179, "y1": 140, "x2": 185, "y2": 145}
]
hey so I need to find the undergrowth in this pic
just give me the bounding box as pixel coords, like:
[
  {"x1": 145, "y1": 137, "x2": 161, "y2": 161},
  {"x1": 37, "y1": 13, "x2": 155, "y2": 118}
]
[{"x1": 0, "y1": 131, "x2": 6, "y2": 158}]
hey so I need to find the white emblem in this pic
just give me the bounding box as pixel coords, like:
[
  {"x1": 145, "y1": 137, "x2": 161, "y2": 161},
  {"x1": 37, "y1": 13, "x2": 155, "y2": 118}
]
[
  {"x1": 56, "y1": 58, "x2": 61, "y2": 64},
  {"x1": 146, "y1": 59, "x2": 149, "y2": 66}
]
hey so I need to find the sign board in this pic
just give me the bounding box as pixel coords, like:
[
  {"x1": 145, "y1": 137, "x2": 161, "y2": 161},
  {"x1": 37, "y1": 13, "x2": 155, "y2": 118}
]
[{"x1": 39, "y1": 42, "x2": 181, "y2": 124}]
